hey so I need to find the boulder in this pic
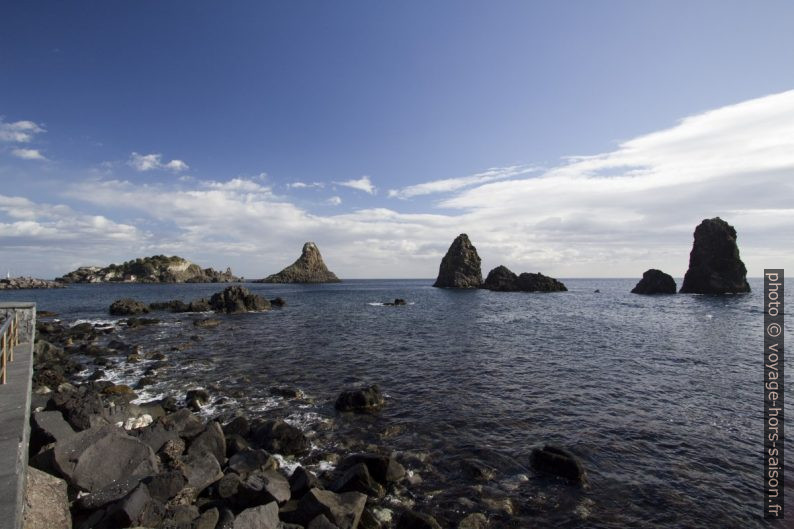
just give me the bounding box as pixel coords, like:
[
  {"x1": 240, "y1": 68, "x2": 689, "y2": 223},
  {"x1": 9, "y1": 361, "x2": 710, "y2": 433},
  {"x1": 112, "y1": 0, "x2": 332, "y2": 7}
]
[
  {"x1": 106, "y1": 483, "x2": 165, "y2": 527},
  {"x1": 181, "y1": 449, "x2": 224, "y2": 493},
  {"x1": 160, "y1": 409, "x2": 205, "y2": 439},
  {"x1": 530, "y1": 445, "x2": 587, "y2": 485},
  {"x1": 433, "y1": 234, "x2": 482, "y2": 288},
  {"x1": 195, "y1": 507, "x2": 220, "y2": 529},
  {"x1": 233, "y1": 502, "x2": 280, "y2": 529},
  {"x1": 209, "y1": 286, "x2": 271, "y2": 313},
  {"x1": 223, "y1": 415, "x2": 251, "y2": 437},
  {"x1": 258, "y1": 242, "x2": 341, "y2": 283},
  {"x1": 29, "y1": 410, "x2": 75, "y2": 455},
  {"x1": 149, "y1": 299, "x2": 190, "y2": 312},
  {"x1": 482, "y1": 265, "x2": 518, "y2": 291},
  {"x1": 233, "y1": 470, "x2": 291, "y2": 508},
  {"x1": 22, "y1": 467, "x2": 71, "y2": 529},
  {"x1": 52, "y1": 424, "x2": 159, "y2": 491},
  {"x1": 290, "y1": 466, "x2": 324, "y2": 499},
  {"x1": 337, "y1": 453, "x2": 405, "y2": 485},
  {"x1": 193, "y1": 318, "x2": 222, "y2": 328},
  {"x1": 143, "y1": 469, "x2": 188, "y2": 503},
  {"x1": 680, "y1": 217, "x2": 751, "y2": 294},
  {"x1": 309, "y1": 515, "x2": 341, "y2": 529},
  {"x1": 252, "y1": 419, "x2": 310, "y2": 455},
  {"x1": 631, "y1": 269, "x2": 676, "y2": 294},
  {"x1": 228, "y1": 448, "x2": 276, "y2": 476},
  {"x1": 188, "y1": 421, "x2": 226, "y2": 466},
  {"x1": 74, "y1": 474, "x2": 145, "y2": 511},
  {"x1": 458, "y1": 513, "x2": 488, "y2": 529},
  {"x1": 516, "y1": 272, "x2": 567, "y2": 292},
  {"x1": 288, "y1": 489, "x2": 367, "y2": 529},
  {"x1": 109, "y1": 298, "x2": 150, "y2": 316},
  {"x1": 331, "y1": 462, "x2": 384, "y2": 498},
  {"x1": 186, "y1": 388, "x2": 210, "y2": 411},
  {"x1": 335, "y1": 385, "x2": 385, "y2": 413}
]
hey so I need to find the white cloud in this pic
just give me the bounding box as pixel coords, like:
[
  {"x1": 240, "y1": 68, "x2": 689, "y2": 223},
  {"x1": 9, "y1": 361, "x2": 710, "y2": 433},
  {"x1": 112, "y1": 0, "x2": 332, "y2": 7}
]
[
  {"x1": 11, "y1": 148, "x2": 47, "y2": 161},
  {"x1": 388, "y1": 164, "x2": 539, "y2": 199},
  {"x1": 326, "y1": 196, "x2": 342, "y2": 206},
  {"x1": 287, "y1": 181, "x2": 325, "y2": 189},
  {"x1": 0, "y1": 119, "x2": 45, "y2": 143},
  {"x1": 128, "y1": 152, "x2": 189, "y2": 172},
  {"x1": 10, "y1": 90, "x2": 794, "y2": 279},
  {"x1": 335, "y1": 175, "x2": 376, "y2": 194}
]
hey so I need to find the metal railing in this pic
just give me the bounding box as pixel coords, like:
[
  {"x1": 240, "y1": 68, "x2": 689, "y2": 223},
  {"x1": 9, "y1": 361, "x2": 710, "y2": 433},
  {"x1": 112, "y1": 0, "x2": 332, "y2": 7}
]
[{"x1": 1, "y1": 311, "x2": 19, "y2": 384}]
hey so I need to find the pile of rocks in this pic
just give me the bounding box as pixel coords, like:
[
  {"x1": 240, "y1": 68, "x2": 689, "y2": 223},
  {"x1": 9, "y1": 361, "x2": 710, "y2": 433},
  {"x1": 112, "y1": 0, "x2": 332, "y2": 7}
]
[{"x1": 0, "y1": 276, "x2": 64, "y2": 289}]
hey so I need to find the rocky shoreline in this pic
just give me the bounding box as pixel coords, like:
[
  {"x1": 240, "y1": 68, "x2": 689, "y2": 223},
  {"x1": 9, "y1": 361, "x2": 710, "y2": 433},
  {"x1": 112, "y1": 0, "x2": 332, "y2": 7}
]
[
  {"x1": 0, "y1": 276, "x2": 65, "y2": 289},
  {"x1": 27, "y1": 288, "x2": 588, "y2": 529}
]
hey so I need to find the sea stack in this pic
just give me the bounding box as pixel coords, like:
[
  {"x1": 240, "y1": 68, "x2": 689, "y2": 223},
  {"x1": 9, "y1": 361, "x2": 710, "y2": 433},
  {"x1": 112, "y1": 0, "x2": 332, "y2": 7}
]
[
  {"x1": 259, "y1": 242, "x2": 340, "y2": 283},
  {"x1": 680, "y1": 218, "x2": 750, "y2": 294},
  {"x1": 433, "y1": 234, "x2": 482, "y2": 288},
  {"x1": 631, "y1": 269, "x2": 676, "y2": 294}
]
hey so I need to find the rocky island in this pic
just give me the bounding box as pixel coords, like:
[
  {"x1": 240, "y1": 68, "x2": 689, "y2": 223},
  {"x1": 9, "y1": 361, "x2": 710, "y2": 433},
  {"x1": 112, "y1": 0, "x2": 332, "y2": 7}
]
[
  {"x1": 482, "y1": 266, "x2": 567, "y2": 292},
  {"x1": 57, "y1": 255, "x2": 240, "y2": 284},
  {"x1": 433, "y1": 234, "x2": 483, "y2": 288},
  {"x1": 679, "y1": 217, "x2": 751, "y2": 294},
  {"x1": 256, "y1": 242, "x2": 340, "y2": 283},
  {"x1": 631, "y1": 269, "x2": 677, "y2": 295}
]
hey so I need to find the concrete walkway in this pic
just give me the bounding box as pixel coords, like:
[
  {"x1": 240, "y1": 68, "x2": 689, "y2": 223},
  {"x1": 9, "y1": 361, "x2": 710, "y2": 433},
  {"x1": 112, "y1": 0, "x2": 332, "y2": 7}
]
[{"x1": 0, "y1": 341, "x2": 34, "y2": 529}]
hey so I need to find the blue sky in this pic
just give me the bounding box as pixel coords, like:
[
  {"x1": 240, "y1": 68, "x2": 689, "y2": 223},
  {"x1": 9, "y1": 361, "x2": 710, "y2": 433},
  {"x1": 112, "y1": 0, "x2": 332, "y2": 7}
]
[{"x1": 1, "y1": 1, "x2": 793, "y2": 278}]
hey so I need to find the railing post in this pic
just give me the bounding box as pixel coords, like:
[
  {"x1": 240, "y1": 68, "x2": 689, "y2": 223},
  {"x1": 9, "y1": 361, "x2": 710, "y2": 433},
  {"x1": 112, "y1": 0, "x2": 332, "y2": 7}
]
[{"x1": 1, "y1": 331, "x2": 5, "y2": 385}]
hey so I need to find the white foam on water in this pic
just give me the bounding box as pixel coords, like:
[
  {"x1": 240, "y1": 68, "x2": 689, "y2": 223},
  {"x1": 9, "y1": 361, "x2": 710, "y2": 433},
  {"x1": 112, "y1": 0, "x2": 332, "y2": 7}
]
[
  {"x1": 272, "y1": 454, "x2": 301, "y2": 476},
  {"x1": 368, "y1": 302, "x2": 385, "y2": 306},
  {"x1": 71, "y1": 318, "x2": 120, "y2": 328}
]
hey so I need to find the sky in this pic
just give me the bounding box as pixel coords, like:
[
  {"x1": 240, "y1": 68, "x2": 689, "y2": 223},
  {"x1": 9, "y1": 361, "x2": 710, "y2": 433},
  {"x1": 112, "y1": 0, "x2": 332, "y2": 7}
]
[{"x1": 1, "y1": 1, "x2": 793, "y2": 279}]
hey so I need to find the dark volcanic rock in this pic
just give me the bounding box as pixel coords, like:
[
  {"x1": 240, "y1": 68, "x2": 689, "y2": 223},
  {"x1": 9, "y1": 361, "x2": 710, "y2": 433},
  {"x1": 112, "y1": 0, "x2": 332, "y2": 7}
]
[
  {"x1": 109, "y1": 298, "x2": 150, "y2": 316},
  {"x1": 252, "y1": 419, "x2": 310, "y2": 455},
  {"x1": 287, "y1": 489, "x2": 367, "y2": 529},
  {"x1": 482, "y1": 265, "x2": 518, "y2": 291},
  {"x1": 335, "y1": 385, "x2": 385, "y2": 413},
  {"x1": 433, "y1": 234, "x2": 482, "y2": 288},
  {"x1": 52, "y1": 424, "x2": 158, "y2": 492},
  {"x1": 258, "y1": 242, "x2": 341, "y2": 283},
  {"x1": 290, "y1": 466, "x2": 323, "y2": 499},
  {"x1": 530, "y1": 444, "x2": 587, "y2": 485},
  {"x1": 209, "y1": 286, "x2": 271, "y2": 313},
  {"x1": 680, "y1": 217, "x2": 751, "y2": 294},
  {"x1": 30, "y1": 410, "x2": 75, "y2": 455},
  {"x1": 149, "y1": 299, "x2": 190, "y2": 312},
  {"x1": 233, "y1": 502, "x2": 280, "y2": 529},
  {"x1": 337, "y1": 453, "x2": 405, "y2": 484},
  {"x1": 631, "y1": 269, "x2": 677, "y2": 294},
  {"x1": 516, "y1": 272, "x2": 567, "y2": 292},
  {"x1": 331, "y1": 462, "x2": 384, "y2": 498}
]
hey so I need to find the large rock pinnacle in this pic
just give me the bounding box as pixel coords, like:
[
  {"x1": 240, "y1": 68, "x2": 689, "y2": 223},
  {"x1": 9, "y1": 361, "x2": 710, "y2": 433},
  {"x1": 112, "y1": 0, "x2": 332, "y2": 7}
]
[
  {"x1": 259, "y1": 242, "x2": 341, "y2": 283},
  {"x1": 433, "y1": 234, "x2": 482, "y2": 288},
  {"x1": 679, "y1": 217, "x2": 750, "y2": 294}
]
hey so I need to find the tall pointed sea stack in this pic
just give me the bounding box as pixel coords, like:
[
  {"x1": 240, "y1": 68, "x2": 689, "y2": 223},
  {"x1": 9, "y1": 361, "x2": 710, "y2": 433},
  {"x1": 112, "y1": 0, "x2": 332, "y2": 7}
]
[
  {"x1": 433, "y1": 234, "x2": 482, "y2": 288},
  {"x1": 259, "y1": 242, "x2": 341, "y2": 283},
  {"x1": 680, "y1": 218, "x2": 750, "y2": 294}
]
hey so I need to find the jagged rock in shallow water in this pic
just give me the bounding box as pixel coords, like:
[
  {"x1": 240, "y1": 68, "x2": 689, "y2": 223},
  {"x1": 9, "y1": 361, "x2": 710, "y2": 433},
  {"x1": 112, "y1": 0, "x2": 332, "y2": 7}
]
[
  {"x1": 258, "y1": 242, "x2": 340, "y2": 283},
  {"x1": 433, "y1": 234, "x2": 482, "y2": 288},
  {"x1": 0, "y1": 276, "x2": 64, "y2": 289},
  {"x1": 516, "y1": 272, "x2": 567, "y2": 292},
  {"x1": 335, "y1": 385, "x2": 385, "y2": 413},
  {"x1": 482, "y1": 265, "x2": 519, "y2": 291},
  {"x1": 680, "y1": 217, "x2": 750, "y2": 294},
  {"x1": 209, "y1": 286, "x2": 270, "y2": 313},
  {"x1": 109, "y1": 298, "x2": 150, "y2": 315},
  {"x1": 530, "y1": 444, "x2": 587, "y2": 486},
  {"x1": 631, "y1": 269, "x2": 676, "y2": 294}
]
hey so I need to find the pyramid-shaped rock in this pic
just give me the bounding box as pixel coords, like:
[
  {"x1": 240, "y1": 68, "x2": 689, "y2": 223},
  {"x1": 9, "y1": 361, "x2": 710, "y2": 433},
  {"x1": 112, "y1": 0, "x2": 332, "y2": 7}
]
[{"x1": 259, "y1": 242, "x2": 340, "y2": 283}]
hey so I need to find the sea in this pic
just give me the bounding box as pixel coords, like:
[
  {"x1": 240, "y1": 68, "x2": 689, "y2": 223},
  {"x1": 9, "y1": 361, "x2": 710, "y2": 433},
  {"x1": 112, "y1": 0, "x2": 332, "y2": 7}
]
[{"x1": 2, "y1": 278, "x2": 790, "y2": 528}]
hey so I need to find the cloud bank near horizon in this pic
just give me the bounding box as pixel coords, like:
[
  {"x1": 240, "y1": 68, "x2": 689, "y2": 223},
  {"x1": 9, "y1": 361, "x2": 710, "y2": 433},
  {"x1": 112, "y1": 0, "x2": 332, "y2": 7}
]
[{"x1": 1, "y1": 90, "x2": 793, "y2": 279}]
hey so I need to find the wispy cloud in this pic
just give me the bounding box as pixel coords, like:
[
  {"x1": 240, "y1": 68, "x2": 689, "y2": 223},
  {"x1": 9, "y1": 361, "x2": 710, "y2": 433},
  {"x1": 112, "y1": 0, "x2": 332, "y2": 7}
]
[
  {"x1": 388, "y1": 164, "x2": 539, "y2": 199},
  {"x1": 128, "y1": 152, "x2": 189, "y2": 172},
  {"x1": 10, "y1": 90, "x2": 794, "y2": 279},
  {"x1": 326, "y1": 196, "x2": 342, "y2": 206},
  {"x1": 0, "y1": 119, "x2": 45, "y2": 143},
  {"x1": 11, "y1": 148, "x2": 47, "y2": 161},
  {"x1": 335, "y1": 175, "x2": 376, "y2": 195},
  {"x1": 287, "y1": 181, "x2": 325, "y2": 189}
]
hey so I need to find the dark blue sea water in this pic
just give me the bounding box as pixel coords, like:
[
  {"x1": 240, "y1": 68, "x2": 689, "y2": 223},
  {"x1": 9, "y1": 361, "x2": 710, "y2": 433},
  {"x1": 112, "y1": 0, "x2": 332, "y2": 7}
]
[{"x1": 2, "y1": 279, "x2": 790, "y2": 528}]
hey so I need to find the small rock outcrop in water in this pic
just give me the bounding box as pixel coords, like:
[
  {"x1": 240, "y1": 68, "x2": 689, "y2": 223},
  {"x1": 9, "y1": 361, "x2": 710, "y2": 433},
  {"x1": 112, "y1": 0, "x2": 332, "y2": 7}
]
[
  {"x1": 257, "y1": 242, "x2": 341, "y2": 283},
  {"x1": 335, "y1": 385, "x2": 385, "y2": 413},
  {"x1": 482, "y1": 265, "x2": 567, "y2": 292},
  {"x1": 482, "y1": 265, "x2": 519, "y2": 291},
  {"x1": 433, "y1": 234, "x2": 482, "y2": 288},
  {"x1": 209, "y1": 286, "x2": 271, "y2": 313},
  {"x1": 631, "y1": 269, "x2": 676, "y2": 294},
  {"x1": 680, "y1": 217, "x2": 751, "y2": 294},
  {"x1": 109, "y1": 298, "x2": 150, "y2": 316},
  {"x1": 0, "y1": 276, "x2": 64, "y2": 289},
  {"x1": 57, "y1": 255, "x2": 240, "y2": 284},
  {"x1": 530, "y1": 445, "x2": 588, "y2": 486}
]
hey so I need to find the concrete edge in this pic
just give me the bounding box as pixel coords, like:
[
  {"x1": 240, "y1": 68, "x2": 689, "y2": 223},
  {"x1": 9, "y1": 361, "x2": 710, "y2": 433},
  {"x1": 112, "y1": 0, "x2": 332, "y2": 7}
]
[{"x1": 14, "y1": 340, "x2": 34, "y2": 529}]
